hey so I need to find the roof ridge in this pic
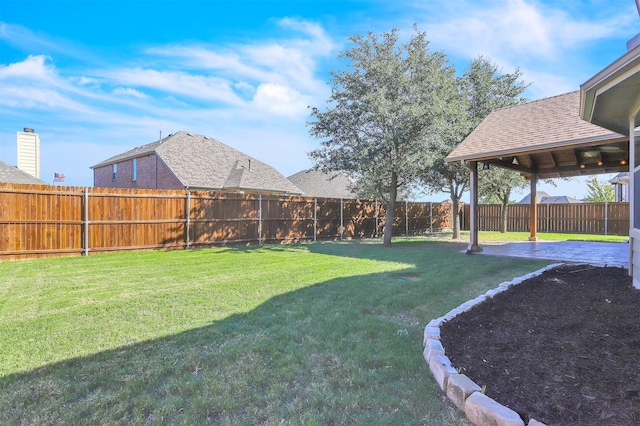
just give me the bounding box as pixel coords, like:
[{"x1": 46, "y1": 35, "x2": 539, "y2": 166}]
[{"x1": 491, "y1": 90, "x2": 579, "y2": 113}]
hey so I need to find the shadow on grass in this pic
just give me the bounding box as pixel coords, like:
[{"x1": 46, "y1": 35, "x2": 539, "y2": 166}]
[{"x1": 0, "y1": 241, "x2": 546, "y2": 425}]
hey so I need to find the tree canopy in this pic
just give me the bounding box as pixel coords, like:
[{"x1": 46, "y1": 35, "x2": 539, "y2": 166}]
[
  {"x1": 308, "y1": 27, "x2": 456, "y2": 246},
  {"x1": 422, "y1": 57, "x2": 529, "y2": 238},
  {"x1": 584, "y1": 176, "x2": 615, "y2": 202}
]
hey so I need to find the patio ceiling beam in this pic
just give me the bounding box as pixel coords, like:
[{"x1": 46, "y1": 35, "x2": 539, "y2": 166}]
[
  {"x1": 488, "y1": 158, "x2": 536, "y2": 175},
  {"x1": 548, "y1": 161, "x2": 626, "y2": 174},
  {"x1": 519, "y1": 154, "x2": 533, "y2": 169}
]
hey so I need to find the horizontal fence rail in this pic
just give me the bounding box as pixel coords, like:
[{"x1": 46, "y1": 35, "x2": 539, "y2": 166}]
[
  {"x1": 0, "y1": 183, "x2": 453, "y2": 261},
  {"x1": 462, "y1": 202, "x2": 630, "y2": 236}
]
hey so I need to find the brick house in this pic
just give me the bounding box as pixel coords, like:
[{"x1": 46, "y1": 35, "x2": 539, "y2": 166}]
[{"x1": 91, "y1": 131, "x2": 302, "y2": 194}]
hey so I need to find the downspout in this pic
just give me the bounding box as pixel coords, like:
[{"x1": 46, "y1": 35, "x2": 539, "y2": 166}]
[{"x1": 155, "y1": 154, "x2": 158, "y2": 189}]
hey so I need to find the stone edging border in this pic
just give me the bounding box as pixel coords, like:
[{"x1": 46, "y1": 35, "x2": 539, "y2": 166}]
[{"x1": 423, "y1": 263, "x2": 568, "y2": 426}]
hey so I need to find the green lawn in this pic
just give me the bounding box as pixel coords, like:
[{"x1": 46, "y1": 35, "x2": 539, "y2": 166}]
[
  {"x1": 431, "y1": 230, "x2": 628, "y2": 243},
  {"x1": 0, "y1": 239, "x2": 550, "y2": 425}
]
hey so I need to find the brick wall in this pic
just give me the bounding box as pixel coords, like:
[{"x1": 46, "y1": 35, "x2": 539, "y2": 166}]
[{"x1": 93, "y1": 154, "x2": 182, "y2": 189}]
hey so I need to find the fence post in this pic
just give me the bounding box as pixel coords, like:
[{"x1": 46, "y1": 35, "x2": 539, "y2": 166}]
[
  {"x1": 259, "y1": 194, "x2": 263, "y2": 245},
  {"x1": 340, "y1": 198, "x2": 344, "y2": 241},
  {"x1": 605, "y1": 201, "x2": 609, "y2": 235},
  {"x1": 313, "y1": 198, "x2": 317, "y2": 242},
  {"x1": 405, "y1": 201, "x2": 409, "y2": 236},
  {"x1": 185, "y1": 191, "x2": 191, "y2": 249},
  {"x1": 83, "y1": 188, "x2": 89, "y2": 256}
]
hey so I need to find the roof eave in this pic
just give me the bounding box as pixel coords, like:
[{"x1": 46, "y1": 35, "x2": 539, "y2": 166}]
[
  {"x1": 445, "y1": 132, "x2": 627, "y2": 164},
  {"x1": 580, "y1": 41, "x2": 640, "y2": 135}
]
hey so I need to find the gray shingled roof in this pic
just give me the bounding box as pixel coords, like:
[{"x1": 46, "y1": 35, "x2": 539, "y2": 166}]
[
  {"x1": 446, "y1": 91, "x2": 620, "y2": 163},
  {"x1": 517, "y1": 192, "x2": 583, "y2": 204},
  {"x1": 0, "y1": 160, "x2": 47, "y2": 184},
  {"x1": 287, "y1": 170, "x2": 357, "y2": 199},
  {"x1": 92, "y1": 140, "x2": 162, "y2": 168},
  {"x1": 610, "y1": 172, "x2": 629, "y2": 183},
  {"x1": 92, "y1": 131, "x2": 302, "y2": 194}
]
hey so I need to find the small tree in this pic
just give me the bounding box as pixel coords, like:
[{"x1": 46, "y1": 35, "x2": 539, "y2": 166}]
[
  {"x1": 584, "y1": 176, "x2": 615, "y2": 202},
  {"x1": 479, "y1": 168, "x2": 528, "y2": 232},
  {"x1": 308, "y1": 27, "x2": 456, "y2": 246}
]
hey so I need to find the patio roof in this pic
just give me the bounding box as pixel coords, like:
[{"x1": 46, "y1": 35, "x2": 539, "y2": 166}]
[{"x1": 445, "y1": 91, "x2": 631, "y2": 178}]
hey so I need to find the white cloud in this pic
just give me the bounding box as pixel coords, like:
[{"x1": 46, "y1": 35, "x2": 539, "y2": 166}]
[
  {"x1": 277, "y1": 17, "x2": 335, "y2": 56},
  {"x1": 103, "y1": 68, "x2": 245, "y2": 105},
  {"x1": 112, "y1": 87, "x2": 147, "y2": 98},
  {"x1": 252, "y1": 83, "x2": 309, "y2": 117},
  {"x1": 144, "y1": 18, "x2": 333, "y2": 96},
  {"x1": 520, "y1": 68, "x2": 578, "y2": 99},
  {"x1": 0, "y1": 54, "x2": 54, "y2": 80},
  {"x1": 76, "y1": 76, "x2": 99, "y2": 86},
  {"x1": 424, "y1": 0, "x2": 632, "y2": 62}
]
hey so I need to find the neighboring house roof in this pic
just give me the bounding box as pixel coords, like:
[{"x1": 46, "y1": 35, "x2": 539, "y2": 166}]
[
  {"x1": 610, "y1": 172, "x2": 629, "y2": 184},
  {"x1": 0, "y1": 160, "x2": 47, "y2": 184},
  {"x1": 517, "y1": 191, "x2": 583, "y2": 204},
  {"x1": 92, "y1": 131, "x2": 302, "y2": 194},
  {"x1": 287, "y1": 170, "x2": 357, "y2": 199},
  {"x1": 446, "y1": 91, "x2": 630, "y2": 179}
]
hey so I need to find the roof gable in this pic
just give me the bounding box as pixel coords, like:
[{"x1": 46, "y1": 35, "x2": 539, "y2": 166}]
[{"x1": 91, "y1": 140, "x2": 162, "y2": 169}]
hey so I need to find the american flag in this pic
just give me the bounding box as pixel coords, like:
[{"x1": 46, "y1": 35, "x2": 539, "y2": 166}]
[{"x1": 53, "y1": 172, "x2": 66, "y2": 182}]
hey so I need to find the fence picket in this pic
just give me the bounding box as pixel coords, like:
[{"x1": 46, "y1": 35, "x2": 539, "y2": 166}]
[
  {"x1": 462, "y1": 202, "x2": 629, "y2": 236},
  {"x1": 0, "y1": 183, "x2": 456, "y2": 260}
]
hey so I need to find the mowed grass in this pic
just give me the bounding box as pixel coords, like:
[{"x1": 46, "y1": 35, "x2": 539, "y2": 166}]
[
  {"x1": 431, "y1": 230, "x2": 628, "y2": 243},
  {"x1": 0, "y1": 239, "x2": 550, "y2": 425}
]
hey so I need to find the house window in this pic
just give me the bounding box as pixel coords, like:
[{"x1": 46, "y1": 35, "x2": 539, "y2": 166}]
[
  {"x1": 132, "y1": 159, "x2": 137, "y2": 181},
  {"x1": 112, "y1": 163, "x2": 117, "y2": 181}
]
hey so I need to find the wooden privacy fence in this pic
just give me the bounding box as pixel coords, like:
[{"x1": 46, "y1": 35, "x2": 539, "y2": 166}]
[
  {"x1": 0, "y1": 183, "x2": 453, "y2": 261},
  {"x1": 462, "y1": 202, "x2": 629, "y2": 236}
]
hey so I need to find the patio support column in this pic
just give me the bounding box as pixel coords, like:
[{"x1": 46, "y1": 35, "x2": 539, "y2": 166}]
[
  {"x1": 630, "y1": 113, "x2": 638, "y2": 285},
  {"x1": 467, "y1": 161, "x2": 482, "y2": 253},
  {"x1": 529, "y1": 175, "x2": 538, "y2": 241}
]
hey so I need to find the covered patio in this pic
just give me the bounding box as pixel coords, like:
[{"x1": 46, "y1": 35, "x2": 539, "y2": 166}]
[
  {"x1": 479, "y1": 240, "x2": 629, "y2": 268},
  {"x1": 446, "y1": 90, "x2": 634, "y2": 258}
]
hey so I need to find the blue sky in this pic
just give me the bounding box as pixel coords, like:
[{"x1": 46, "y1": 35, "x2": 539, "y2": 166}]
[{"x1": 0, "y1": 0, "x2": 638, "y2": 201}]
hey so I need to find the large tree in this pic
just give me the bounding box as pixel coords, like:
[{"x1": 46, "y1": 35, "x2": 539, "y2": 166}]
[
  {"x1": 422, "y1": 57, "x2": 528, "y2": 239},
  {"x1": 308, "y1": 27, "x2": 456, "y2": 246}
]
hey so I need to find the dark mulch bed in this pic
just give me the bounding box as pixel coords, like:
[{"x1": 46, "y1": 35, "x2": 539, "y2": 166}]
[{"x1": 440, "y1": 264, "x2": 640, "y2": 426}]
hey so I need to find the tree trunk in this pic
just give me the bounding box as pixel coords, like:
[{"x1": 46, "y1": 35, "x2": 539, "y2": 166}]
[
  {"x1": 451, "y1": 195, "x2": 460, "y2": 239},
  {"x1": 383, "y1": 172, "x2": 398, "y2": 247},
  {"x1": 500, "y1": 189, "x2": 511, "y2": 233}
]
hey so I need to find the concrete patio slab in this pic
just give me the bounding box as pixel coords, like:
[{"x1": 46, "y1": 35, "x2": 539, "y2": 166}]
[{"x1": 477, "y1": 240, "x2": 629, "y2": 268}]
